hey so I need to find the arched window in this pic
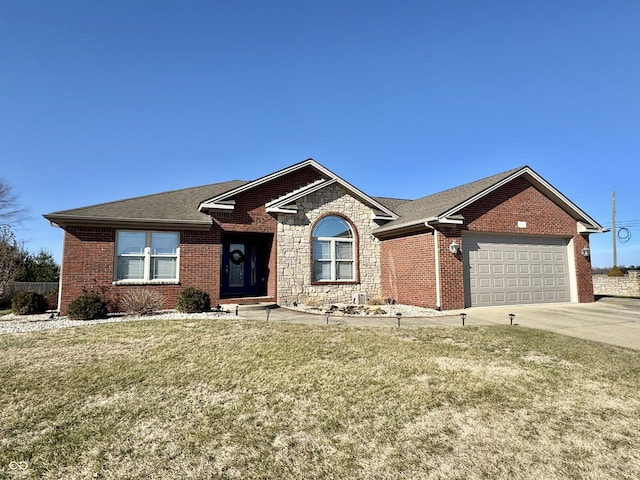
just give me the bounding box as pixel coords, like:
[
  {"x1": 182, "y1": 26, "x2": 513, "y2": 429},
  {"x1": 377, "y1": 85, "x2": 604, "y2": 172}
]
[{"x1": 312, "y1": 215, "x2": 355, "y2": 282}]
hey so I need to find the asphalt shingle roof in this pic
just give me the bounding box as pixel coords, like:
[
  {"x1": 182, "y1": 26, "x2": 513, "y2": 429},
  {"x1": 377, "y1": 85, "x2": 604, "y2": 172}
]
[
  {"x1": 47, "y1": 164, "x2": 575, "y2": 234},
  {"x1": 44, "y1": 180, "x2": 249, "y2": 226},
  {"x1": 374, "y1": 166, "x2": 524, "y2": 230}
]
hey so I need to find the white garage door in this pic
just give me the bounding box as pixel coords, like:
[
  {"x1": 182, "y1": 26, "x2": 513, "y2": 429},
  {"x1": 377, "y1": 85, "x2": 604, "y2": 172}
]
[{"x1": 463, "y1": 234, "x2": 571, "y2": 307}]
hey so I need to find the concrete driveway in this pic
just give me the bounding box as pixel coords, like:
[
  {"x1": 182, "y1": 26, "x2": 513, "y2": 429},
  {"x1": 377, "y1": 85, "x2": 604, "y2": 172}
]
[
  {"x1": 450, "y1": 296, "x2": 640, "y2": 351},
  {"x1": 266, "y1": 297, "x2": 640, "y2": 351}
]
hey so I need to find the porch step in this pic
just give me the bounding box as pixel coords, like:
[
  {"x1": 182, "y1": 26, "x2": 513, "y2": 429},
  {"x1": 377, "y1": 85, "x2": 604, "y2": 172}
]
[{"x1": 220, "y1": 302, "x2": 278, "y2": 314}]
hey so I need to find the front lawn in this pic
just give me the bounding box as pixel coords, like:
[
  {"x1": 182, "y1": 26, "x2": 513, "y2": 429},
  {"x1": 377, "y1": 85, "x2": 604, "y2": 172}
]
[{"x1": 1, "y1": 319, "x2": 639, "y2": 479}]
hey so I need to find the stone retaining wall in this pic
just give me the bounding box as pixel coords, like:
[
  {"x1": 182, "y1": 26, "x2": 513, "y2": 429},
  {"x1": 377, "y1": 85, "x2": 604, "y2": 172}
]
[{"x1": 593, "y1": 270, "x2": 640, "y2": 297}]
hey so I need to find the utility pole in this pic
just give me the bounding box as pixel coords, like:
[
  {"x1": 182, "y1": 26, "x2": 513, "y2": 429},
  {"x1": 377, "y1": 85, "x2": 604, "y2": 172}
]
[{"x1": 612, "y1": 191, "x2": 617, "y2": 268}]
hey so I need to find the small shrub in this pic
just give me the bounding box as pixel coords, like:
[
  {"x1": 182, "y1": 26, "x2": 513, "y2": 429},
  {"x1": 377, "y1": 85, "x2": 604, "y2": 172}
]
[
  {"x1": 67, "y1": 293, "x2": 108, "y2": 321},
  {"x1": 367, "y1": 296, "x2": 385, "y2": 306},
  {"x1": 176, "y1": 287, "x2": 211, "y2": 313},
  {"x1": 121, "y1": 290, "x2": 165, "y2": 316},
  {"x1": 45, "y1": 290, "x2": 58, "y2": 311},
  {"x1": 11, "y1": 291, "x2": 47, "y2": 315},
  {"x1": 305, "y1": 297, "x2": 322, "y2": 308}
]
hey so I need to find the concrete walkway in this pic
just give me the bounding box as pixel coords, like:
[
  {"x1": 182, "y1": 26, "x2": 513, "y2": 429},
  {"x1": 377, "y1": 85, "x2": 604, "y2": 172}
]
[{"x1": 257, "y1": 297, "x2": 640, "y2": 351}]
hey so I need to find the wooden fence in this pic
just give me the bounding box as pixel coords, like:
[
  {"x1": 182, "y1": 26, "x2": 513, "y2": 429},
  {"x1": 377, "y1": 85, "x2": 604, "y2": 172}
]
[{"x1": 10, "y1": 282, "x2": 59, "y2": 295}]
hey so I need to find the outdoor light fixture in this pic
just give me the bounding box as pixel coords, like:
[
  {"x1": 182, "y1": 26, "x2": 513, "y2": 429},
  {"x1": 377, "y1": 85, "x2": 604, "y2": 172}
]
[
  {"x1": 509, "y1": 313, "x2": 515, "y2": 326},
  {"x1": 449, "y1": 241, "x2": 460, "y2": 255},
  {"x1": 396, "y1": 312, "x2": 402, "y2": 327},
  {"x1": 266, "y1": 308, "x2": 271, "y2": 321},
  {"x1": 325, "y1": 310, "x2": 331, "y2": 325},
  {"x1": 460, "y1": 313, "x2": 466, "y2": 326},
  {"x1": 581, "y1": 246, "x2": 591, "y2": 257}
]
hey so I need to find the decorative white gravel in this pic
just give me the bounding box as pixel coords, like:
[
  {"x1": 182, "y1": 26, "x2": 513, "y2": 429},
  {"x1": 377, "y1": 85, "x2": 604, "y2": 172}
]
[
  {"x1": 284, "y1": 302, "x2": 448, "y2": 317},
  {"x1": 0, "y1": 310, "x2": 243, "y2": 335}
]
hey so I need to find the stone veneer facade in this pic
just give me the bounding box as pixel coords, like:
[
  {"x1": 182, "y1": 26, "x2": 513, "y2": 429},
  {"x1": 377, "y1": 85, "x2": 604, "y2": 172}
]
[{"x1": 276, "y1": 185, "x2": 382, "y2": 305}]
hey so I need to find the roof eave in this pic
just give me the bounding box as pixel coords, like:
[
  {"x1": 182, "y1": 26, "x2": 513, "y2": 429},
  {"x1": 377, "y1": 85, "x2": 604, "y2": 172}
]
[
  {"x1": 43, "y1": 214, "x2": 213, "y2": 231},
  {"x1": 372, "y1": 219, "x2": 435, "y2": 238}
]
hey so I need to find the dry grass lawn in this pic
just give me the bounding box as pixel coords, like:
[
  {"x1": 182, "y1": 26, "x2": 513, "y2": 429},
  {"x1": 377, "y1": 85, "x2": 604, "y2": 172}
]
[{"x1": 1, "y1": 319, "x2": 639, "y2": 479}]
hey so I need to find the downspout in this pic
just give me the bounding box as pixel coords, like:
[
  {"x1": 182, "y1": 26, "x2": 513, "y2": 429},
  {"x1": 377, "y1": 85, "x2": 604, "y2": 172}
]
[
  {"x1": 433, "y1": 229, "x2": 441, "y2": 311},
  {"x1": 49, "y1": 221, "x2": 64, "y2": 314}
]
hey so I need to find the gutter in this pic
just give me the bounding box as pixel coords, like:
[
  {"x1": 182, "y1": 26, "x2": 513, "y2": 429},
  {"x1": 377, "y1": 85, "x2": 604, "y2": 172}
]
[
  {"x1": 433, "y1": 228, "x2": 441, "y2": 311},
  {"x1": 43, "y1": 215, "x2": 213, "y2": 231}
]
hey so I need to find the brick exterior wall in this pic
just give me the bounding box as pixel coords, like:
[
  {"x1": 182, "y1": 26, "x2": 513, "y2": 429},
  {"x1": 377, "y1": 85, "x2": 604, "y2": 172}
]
[
  {"x1": 59, "y1": 226, "x2": 220, "y2": 314},
  {"x1": 380, "y1": 232, "x2": 436, "y2": 307},
  {"x1": 380, "y1": 177, "x2": 595, "y2": 310}
]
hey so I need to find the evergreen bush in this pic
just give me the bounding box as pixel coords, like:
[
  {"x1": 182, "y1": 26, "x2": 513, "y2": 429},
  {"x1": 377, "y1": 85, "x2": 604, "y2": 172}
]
[
  {"x1": 11, "y1": 291, "x2": 47, "y2": 315},
  {"x1": 176, "y1": 287, "x2": 210, "y2": 313},
  {"x1": 67, "y1": 293, "x2": 108, "y2": 320}
]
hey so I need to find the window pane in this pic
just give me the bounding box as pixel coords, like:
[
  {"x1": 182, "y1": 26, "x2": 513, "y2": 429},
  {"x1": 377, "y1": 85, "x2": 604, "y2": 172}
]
[
  {"x1": 117, "y1": 232, "x2": 146, "y2": 255},
  {"x1": 152, "y1": 233, "x2": 178, "y2": 255},
  {"x1": 313, "y1": 261, "x2": 331, "y2": 281},
  {"x1": 116, "y1": 256, "x2": 145, "y2": 280},
  {"x1": 151, "y1": 257, "x2": 177, "y2": 279},
  {"x1": 335, "y1": 241, "x2": 353, "y2": 260},
  {"x1": 336, "y1": 261, "x2": 353, "y2": 280},
  {"x1": 312, "y1": 240, "x2": 331, "y2": 260},
  {"x1": 313, "y1": 216, "x2": 352, "y2": 238}
]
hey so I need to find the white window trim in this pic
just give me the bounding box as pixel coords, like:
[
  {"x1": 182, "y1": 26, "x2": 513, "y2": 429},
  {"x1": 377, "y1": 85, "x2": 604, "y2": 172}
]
[
  {"x1": 113, "y1": 231, "x2": 180, "y2": 285},
  {"x1": 313, "y1": 236, "x2": 355, "y2": 282}
]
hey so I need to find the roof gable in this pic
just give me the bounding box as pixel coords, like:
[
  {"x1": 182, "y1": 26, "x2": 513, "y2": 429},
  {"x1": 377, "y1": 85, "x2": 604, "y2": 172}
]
[
  {"x1": 373, "y1": 166, "x2": 604, "y2": 236},
  {"x1": 198, "y1": 158, "x2": 399, "y2": 221}
]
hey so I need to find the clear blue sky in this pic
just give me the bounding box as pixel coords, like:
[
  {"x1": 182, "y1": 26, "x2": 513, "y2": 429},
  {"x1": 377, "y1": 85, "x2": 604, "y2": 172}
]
[{"x1": 1, "y1": 1, "x2": 638, "y2": 268}]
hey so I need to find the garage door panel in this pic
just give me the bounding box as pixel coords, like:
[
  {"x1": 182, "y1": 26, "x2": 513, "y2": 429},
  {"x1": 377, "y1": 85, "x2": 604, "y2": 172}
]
[{"x1": 464, "y1": 234, "x2": 571, "y2": 307}]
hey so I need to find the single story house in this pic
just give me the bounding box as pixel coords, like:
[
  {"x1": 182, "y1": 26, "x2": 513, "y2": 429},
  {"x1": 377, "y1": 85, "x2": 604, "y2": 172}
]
[{"x1": 44, "y1": 159, "x2": 604, "y2": 314}]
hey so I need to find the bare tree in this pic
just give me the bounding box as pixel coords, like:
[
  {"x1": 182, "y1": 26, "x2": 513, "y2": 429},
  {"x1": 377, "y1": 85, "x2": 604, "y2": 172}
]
[
  {"x1": 0, "y1": 177, "x2": 29, "y2": 228},
  {"x1": 0, "y1": 179, "x2": 30, "y2": 303},
  {"x1": 0, "y1": 226, "x2": 22, "y2": 301}
]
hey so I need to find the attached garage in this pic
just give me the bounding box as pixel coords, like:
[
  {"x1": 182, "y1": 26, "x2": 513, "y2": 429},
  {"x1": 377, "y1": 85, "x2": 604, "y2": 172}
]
[{"x1": 463, "y1": 233, "x2": 571, "y2": 307}]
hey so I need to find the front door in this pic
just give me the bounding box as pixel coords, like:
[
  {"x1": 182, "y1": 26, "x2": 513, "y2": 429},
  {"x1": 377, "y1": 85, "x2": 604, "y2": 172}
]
[{"x1": 221, "y1": 241, "x2": 263, "y2": 297}]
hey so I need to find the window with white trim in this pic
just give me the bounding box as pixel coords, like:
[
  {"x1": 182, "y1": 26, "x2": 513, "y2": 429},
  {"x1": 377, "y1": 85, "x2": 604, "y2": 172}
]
[
  {"x1": 312, "y1": 216, "x2": 355, "y2": 282},
  {"x1": 115, "y1": 231, "x2": 179, "y2": 282}
]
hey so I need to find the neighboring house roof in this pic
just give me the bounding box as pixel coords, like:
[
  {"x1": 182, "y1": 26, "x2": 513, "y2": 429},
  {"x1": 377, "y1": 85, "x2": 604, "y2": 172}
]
[
  {"x1": 373, "y1": 166, "x2": 605, "y2": 236},
  {"x1": 44, "y1": 180, "x2": 248, "y2": 229}
]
